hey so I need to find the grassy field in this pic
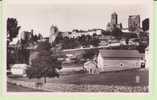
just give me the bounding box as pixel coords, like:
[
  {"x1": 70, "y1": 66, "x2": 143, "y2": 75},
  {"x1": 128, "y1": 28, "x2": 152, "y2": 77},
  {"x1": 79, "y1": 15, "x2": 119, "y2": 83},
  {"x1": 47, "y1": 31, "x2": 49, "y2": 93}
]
[
  {"x1": 8, "y1": 68, "x2": 148, "y2": 92},
  {"x1": 50, "y1": 69, "x2": 148, "y2": 86},
  {"x1": 7, "y1": 82, "x2": 47, "y2": 92},
  {"x1": 9, "y1": 68, "x2": 148, "y2": 86},
  {"x1": 8, "y1": 69, "x2": 149, "y2": 92}
]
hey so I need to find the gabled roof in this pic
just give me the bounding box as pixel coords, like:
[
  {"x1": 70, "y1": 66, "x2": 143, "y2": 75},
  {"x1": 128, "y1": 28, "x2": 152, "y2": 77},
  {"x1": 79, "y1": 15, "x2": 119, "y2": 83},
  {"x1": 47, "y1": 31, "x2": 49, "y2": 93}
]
[
  {"x1": 11, "y1": 64, "x2": 30, "y2": 69},
  {"x1": 84, "y1": 60, "x2": 97, "y2": 66},
  {"x1": 99, "y1": 49, "x2": 144, "y2": 58}
]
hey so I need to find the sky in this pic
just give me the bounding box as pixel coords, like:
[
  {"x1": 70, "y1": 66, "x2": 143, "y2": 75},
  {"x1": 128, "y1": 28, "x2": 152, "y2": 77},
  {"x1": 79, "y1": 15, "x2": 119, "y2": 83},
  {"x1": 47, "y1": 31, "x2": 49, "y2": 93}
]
[{"x1": 6, "y1": 0, "x2": 152, "y2": 37}]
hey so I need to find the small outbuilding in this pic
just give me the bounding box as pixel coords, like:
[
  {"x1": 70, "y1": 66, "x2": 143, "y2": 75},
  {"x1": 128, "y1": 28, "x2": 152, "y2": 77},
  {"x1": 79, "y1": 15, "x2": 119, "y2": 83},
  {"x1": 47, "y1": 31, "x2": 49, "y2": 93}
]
[
  {"x1": 83, "y1": 60, "x2": 99, "y2": 74},
  {"x1": 11, "y1": 64, "x2": 30, "y2": 77}
]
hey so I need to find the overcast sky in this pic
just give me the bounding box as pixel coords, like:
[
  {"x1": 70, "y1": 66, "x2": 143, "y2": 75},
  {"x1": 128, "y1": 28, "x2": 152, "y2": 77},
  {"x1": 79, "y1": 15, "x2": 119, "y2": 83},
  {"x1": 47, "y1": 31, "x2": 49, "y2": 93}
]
[{"x1": 7, "y1": 0, "x2": 152, "y2": 37}]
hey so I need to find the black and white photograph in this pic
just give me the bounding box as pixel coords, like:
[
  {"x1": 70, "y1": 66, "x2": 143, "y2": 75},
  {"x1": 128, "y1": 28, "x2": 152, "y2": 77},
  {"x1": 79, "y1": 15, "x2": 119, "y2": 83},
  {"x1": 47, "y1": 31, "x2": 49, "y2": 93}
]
[{"x1": 6, "y1": 0, "x2": 152, "y2": 93}]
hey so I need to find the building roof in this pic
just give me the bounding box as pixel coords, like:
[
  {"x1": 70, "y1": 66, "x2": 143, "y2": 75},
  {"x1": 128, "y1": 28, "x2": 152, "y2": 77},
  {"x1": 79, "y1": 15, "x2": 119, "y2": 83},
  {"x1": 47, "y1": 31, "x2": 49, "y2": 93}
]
[
  {"x1": 99, "y1": 49, "x2": 144, "y2": 58},
  {"x1": 84, "y1": 60, "x2": 97, "y2": 66},
  {"x1": 11, "y1": 64, "x2": 30, "y2": 69}
]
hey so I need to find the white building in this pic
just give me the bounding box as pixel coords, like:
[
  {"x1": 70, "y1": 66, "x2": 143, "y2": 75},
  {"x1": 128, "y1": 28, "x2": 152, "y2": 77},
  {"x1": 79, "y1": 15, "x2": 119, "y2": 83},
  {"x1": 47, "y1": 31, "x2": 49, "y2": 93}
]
[
  {"x1": 97, "y1": 49, "x2": 145, "y2": 72},
  {"x1": 62, "y1": 29, "x2": 103, "y2": 38},
  {"x1": 11, "y1": 64, "x2": 30, "y2": 77},
  {"x1": 83, "y1": 60, "x2": 99, "y2": 74}
]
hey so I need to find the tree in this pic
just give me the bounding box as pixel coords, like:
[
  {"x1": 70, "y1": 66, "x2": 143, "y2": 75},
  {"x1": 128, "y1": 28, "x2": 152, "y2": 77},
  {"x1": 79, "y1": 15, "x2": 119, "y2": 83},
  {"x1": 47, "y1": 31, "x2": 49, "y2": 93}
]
[
  {"x1": 79, "y1": 35, "x2": 86, "y2": 47},
  {"x1": 83, "y1": 49, "x2": 98, "y2": 60},
  {"x1": 112, "y1": 27, "x2": 123, "y2": 40},
  {"x1": 26, "y1": 41, "x2": 62, "y2": 83},
  {"x1": 137, "y1": 44, "x2": 146, "y2": 53},
  {"x1": 16, "y1": 31, "x2": 33, "y2": 64},
  {"x1": 91, "y1": 35, "x2": 100, "y2": 47},
  {"x1": 7, "y1": 18, "x2": 21, "y2": 41},
  {"x1": 32, "y1": 34, "x2": 38, "y2": 42},
  {"x1": 62, "y1": 37, "x2": 80, "y2": 49},
  {"x1": 7, "y1": 18, "x2": 21, "y2": 67},
  {"x1": 38, "y1": 33, "x2": 43, "y2": 40},
  {"x1": 142, "y1": 18, "x2": 149, "y2": 32}
]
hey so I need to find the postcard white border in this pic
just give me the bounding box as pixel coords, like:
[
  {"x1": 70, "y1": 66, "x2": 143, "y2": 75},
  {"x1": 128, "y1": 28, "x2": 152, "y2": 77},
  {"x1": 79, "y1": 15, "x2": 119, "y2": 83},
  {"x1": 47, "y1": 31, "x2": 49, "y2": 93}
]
[{"x1": 2, "y1": 0, "x2": 154, "y2": 96}]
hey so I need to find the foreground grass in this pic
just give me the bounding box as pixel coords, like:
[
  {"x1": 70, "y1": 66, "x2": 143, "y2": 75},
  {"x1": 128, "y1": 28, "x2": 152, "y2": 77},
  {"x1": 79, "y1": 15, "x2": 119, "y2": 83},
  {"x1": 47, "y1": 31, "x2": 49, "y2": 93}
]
[
  {"x1": 7, "y1": 82, "x2": 47, "y2": 92},
  {"x1": 8, "y1": 69, "x2": 149, "y2": 92}
]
